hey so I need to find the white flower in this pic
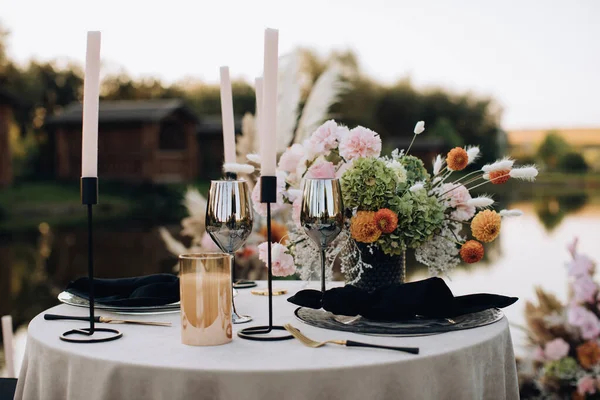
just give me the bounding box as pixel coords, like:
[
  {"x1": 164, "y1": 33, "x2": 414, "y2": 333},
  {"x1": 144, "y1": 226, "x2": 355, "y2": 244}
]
[
  {"x1": 433, "y1": 154, "x2": 444, "y2": 175},
  {"x1": 466, "y1": 146, "x2": 480, "y2": 165},
  {"x1": 409, "y1": 182, "x2": 425, "y2": 192},
  {"x1": 223, "y1": 163, "x2": 255, "y2": 174},
  {"x1": 499, "y1": 209, "x2": 523, "y2": 217},
  {"x1": 246, "y1": 153, "x2": 261, "y2": 164},
  {"x1": 509, "y1": 165, "x2": 538, "y2": 181},
  {"x1": 466, "y1": 195, "x2": 494, "y2": 208},
  {"x1": 482, "y1": 157, "x2": 515, "y2": 173},
  {"x1": 387, "y1": 160, "x2": 407, "y2": 183},
  {"x1": 414, "y1": 121, "x2": 425, "y2": 135}
]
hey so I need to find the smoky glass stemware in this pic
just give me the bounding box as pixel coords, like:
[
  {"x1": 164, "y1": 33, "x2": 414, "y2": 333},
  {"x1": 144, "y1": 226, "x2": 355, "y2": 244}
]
[
  {"x1": 206, "y1": 179, "x2": 254, "y2": 324},
  {"x1": 300, "y1": 178, "x2": 344, "y2": 293}
]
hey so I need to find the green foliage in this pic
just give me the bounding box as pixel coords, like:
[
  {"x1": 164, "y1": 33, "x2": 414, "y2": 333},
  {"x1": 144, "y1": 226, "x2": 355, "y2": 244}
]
[
  {"x1": 380, "y1": 191, "x2": 445, "y2": 253},
  {"x1": 399, "y1": 155, "x2": 430, "y2": 185},
  {"x1": 537, "y1": 132, "x2": 569, "y2": 169},
  {"x1": 340, "y1": 158, "x2": 399, "y2": 211},
  {"x1": 557, "y1": 152, "x2": 589, "y2": 173},
  {"x1": 542, "y1": 357, "x2": 578, "y2": 379}
]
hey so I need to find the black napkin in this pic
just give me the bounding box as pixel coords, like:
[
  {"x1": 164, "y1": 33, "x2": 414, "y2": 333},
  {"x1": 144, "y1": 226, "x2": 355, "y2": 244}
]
[
  {"x1": 287, "y1": 277, "x2": 517, "y2": 321},
  {"x1": 66, "y1": 274, "x2": 180, "y2": 307}
]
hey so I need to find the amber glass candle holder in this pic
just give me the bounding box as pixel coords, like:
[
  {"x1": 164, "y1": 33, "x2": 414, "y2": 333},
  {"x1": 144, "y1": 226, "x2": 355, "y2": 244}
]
[{"x1": 179, "y1": 253, "x2": 233, "y2": 346}]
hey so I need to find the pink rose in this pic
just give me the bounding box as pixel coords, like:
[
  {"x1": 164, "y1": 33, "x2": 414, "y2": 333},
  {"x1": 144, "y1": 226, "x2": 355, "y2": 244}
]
[
  {"x1": 543, "y1": 338, "x2": 570, "y2": 360},
  {"x1": 309, "y1": 120, "x2": 343, "y2": 151},
  {"x1": 568, "y1": 254, "x2": 595, "y2": 277},
  {"x1": 251, "y1": 172, "x2": 286, "y2": 217},
  {"x1": 302, "y1": 138, "x2": 326, "y2": 160},
  {"x1": 306, "y1": 160, "x2": 336, "y2": 179},
  {"x1": 573, "y1": 275, "x2": 598, "y2": 304},
  {"x1": 441, "y1": 183, "x2": 476, "y2": 221},
  {"x1": 578, "y1": 376, "x2": 597, "y2": 396},
  {"x1": 338, "y1": 126, "x2": 382, "y2": 160},
  {"x1": 278, "y1": 144, "x2": 305, "y2": 173},
  {"x1": 258, "y1": 242, "x2": 296, "y2": 277},
  {"x1": 200, "y1": 232, "x2": 220, "y2": 251}
]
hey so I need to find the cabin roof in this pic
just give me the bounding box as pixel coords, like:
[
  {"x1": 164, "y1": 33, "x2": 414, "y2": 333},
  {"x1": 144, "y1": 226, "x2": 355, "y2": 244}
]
[{"x1": 45, "y1": 99, "x2": 199, "y2": 125}]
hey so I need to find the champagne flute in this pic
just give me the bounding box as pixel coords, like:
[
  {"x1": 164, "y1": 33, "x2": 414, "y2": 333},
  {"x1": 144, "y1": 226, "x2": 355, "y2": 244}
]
[
  {"x1": 300, "y1": 178, "x2": 344, "y2": 293},
  {"x1": 206, "y1": 180, "x2": 254, "y2": 324}
]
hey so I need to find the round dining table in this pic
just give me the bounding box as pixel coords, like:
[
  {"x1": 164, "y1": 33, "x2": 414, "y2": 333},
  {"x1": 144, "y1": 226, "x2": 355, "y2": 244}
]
[{"x1": 15, "y1": 281, "x2": 519, "y2": 400}]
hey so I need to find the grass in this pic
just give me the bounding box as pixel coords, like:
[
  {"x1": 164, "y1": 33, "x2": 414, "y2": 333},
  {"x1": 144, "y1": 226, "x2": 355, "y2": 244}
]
[{"x1": 0, "y1": 180, "x2": 211, "y2": 232}]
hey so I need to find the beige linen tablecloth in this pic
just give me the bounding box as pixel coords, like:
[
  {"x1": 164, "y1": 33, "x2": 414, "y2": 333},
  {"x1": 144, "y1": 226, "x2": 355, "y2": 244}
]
[{"x1": 15, "y1": 281, "x2": 518, "y2": 400}]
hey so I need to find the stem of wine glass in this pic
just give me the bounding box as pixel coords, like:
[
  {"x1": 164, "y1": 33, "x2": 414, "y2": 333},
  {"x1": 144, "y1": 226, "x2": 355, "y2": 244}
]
[{"x1": 320, "y1": 248, "x2": 326, "y2": 293}]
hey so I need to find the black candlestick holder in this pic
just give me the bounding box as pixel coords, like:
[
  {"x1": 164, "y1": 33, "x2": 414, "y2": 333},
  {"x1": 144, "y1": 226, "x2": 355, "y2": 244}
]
[
  {"x1": 59, "y1": 177, "x2": 123, "y2": 343},
  {"x1": 237, "y1": 175, "x2": 293, "y2": 341}
]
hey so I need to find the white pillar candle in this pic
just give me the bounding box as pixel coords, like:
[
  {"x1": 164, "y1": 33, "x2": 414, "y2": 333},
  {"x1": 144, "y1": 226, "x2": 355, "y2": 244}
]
[
  {"x1": 255, "y1": 76, "x2": 263, "y2": 156},
  {"x1": 260, "y1": 28, "x2": 278, "y2": 176},
  {"x1": 1, "y1": 315, "x2": 15, "y2": 378},
  {"x1": 81, "y1": 31, "x2": 101, "y2": 178},
  {"x1": 219, "y1": 66, "x2": 237, "y2": 165}
]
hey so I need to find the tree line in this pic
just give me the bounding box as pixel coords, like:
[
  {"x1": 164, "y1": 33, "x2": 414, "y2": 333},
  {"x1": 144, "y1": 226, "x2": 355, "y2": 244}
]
[{"x1": 0, "y1": 24, "x2": 504, "y2": 180}]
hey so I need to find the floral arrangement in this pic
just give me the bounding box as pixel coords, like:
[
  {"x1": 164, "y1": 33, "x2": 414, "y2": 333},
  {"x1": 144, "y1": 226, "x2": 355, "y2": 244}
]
[
  {"x1": 519, "y1": 239, "x2": 600, "y2": 399},
  {"x1": 243, "y1": 119, "x2": 538, "y2": 281}
]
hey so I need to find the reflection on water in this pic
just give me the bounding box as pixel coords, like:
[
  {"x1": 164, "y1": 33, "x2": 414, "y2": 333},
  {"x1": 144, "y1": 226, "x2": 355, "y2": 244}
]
[{"x1": 1, "y1": 190, "x2": 600, "y2": 373}]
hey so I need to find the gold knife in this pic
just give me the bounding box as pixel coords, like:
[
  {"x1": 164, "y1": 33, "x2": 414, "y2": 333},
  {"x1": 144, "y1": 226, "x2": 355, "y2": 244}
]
[{"x1": 44, "y1": 313, "x2": 171, "y2": 327}]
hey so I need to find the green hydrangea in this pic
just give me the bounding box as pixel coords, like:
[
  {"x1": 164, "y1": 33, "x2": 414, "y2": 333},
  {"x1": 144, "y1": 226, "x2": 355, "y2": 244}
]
[
  {"x1": 543, "y1": 357, "x2": 578, "y2": 379},
  {"x1": 341, "y1": 158, "x2": 399, "y2": 211},
  {"x1": 399, "y1": 155, "x2": 430, "y2": 186},
  {"x1": 377, "y1": 190, "x2": 445, "y2": 254}
]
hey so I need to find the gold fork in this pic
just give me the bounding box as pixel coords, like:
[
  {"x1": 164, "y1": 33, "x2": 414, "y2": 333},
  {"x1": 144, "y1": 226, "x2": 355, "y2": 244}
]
[{"x1": 283, "y1": 324, "x2": 419, "y2": 354}]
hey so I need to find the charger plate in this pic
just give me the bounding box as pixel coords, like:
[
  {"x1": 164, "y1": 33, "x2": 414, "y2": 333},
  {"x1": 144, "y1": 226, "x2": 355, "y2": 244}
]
[
  {"x1": 58, "y1": 291, "x2": 180, "y2": 315},
  {"x1": 294, "y1": 307, "x2": 504, "y2": 337}
]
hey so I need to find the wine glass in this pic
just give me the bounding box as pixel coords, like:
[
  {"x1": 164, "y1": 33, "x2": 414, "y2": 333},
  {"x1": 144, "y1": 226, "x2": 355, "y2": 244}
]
[
  {"x1": 205, "y1": 180, "x2": 254, "y2": 324},
  {"x1": 300, "y1": 178, "x2": 344, "y2": 293}
]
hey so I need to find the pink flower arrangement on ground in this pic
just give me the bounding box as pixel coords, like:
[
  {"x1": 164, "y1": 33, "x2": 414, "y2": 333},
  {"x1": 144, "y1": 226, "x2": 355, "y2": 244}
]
[{"x1": 519, "y1": 238, "x2": 600, "y2": 398}]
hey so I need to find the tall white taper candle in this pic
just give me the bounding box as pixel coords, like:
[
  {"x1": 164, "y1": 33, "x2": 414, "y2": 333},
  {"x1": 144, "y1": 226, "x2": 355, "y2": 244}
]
[
  {"x1": 1, "y1": 315, "x2": 15, "y2": 378},
  {"x1": 81, "y1": 31, "x2": 101, "y2": 178},
  {"x1": 260, "y1": 28, "x2": 278, "y2": 176},
  {"x1": 255, "y1": 77, "x2": 263, "y2": 155},
  {"x1": 219, "y1": 66, "x2": 237, "y2": 165}
]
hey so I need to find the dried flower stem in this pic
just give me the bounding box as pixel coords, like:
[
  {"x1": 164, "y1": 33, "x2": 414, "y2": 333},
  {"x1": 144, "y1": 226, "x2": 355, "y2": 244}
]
[
  {"x1": 405, "y1": 134, "x2": 417, "y2": 157},
  {"x1": 466, "y1": 173, "x2": 511, "y2": 191},
  {"x1": 452, "y1": 170, "x2": 482, "y2": 185}
]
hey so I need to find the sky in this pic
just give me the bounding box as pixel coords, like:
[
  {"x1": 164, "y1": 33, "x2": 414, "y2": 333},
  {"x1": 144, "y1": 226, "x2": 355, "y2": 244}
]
[{"x1": 1, "y1": 0, "x2": 599, "y2": 130}]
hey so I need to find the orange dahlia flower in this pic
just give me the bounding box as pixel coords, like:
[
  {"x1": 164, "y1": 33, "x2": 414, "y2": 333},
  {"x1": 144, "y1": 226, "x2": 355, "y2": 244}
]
[
  {"x1": 577, "y1": 341, "x2": 600, "y2": 369},
  {"x1": 446, "y1": 147, "x2": 469, "y2": 171},
  {"x1": 460, "y1": 240, "x2": 484, "y2": 263},
  {"x1": 350, "y1": 211, "x2": 381, "y2": 243},
  {"x1": 488, "y1": 169, "x2": 511, "y2": 185},
  {"x1": 471, "y1": 210, "x2": 502, "y2": 243},
  {"x1": 374, "y1": 208, "x2": 398, "y2": 234}
]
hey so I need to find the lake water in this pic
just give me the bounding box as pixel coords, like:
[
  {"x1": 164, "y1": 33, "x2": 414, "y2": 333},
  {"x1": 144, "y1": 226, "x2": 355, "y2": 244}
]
[{"x1": 2, "y1": 189, "x2": 600, "y2": 376}]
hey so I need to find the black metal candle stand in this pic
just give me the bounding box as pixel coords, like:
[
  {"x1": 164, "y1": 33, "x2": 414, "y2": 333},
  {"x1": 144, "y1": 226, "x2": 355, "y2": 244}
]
[
  {"x1": 59, "y1": 177, "x2": 122, "y2": 343},
  {"x1": 237, "y1": 176, "x2": 293, "y2": 341}
]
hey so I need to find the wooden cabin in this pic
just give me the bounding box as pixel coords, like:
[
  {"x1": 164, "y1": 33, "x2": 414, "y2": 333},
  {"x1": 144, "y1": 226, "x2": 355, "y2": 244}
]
[
  {"x1": 45, "y1": 99, "x2": 201, "y2": 183},
  {"x1": 0, "y1": 87, "x2": 17, "y2": 187}
]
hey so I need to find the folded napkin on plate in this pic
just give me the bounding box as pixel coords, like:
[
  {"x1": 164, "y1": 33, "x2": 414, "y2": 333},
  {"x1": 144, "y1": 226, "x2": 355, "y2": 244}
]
[
  {"x1": 287, "y1": 277, "x2": 517, "y2": 321},
  {"x1": 66, "y1": 274, "x2": 179, "y2": 307}
]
